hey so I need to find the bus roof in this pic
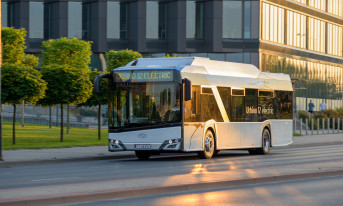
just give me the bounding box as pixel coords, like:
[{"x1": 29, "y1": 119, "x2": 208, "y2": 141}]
[{"x1": 117, "y1": 57, "x2": 293, "y2": 91}]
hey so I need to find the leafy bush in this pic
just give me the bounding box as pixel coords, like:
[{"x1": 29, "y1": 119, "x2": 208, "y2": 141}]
[{"x1": 298, "y1": 108, "x2": 343, "y2": 129}]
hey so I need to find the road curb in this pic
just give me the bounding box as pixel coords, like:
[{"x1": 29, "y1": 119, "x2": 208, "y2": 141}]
[{"x1": 1, "y1": 168, "x2": 343, "y2": 206}]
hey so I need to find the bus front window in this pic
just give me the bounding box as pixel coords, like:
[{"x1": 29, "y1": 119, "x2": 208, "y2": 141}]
[{"x1": 109, "y1": 82, "x2": 181, "y2": 130}]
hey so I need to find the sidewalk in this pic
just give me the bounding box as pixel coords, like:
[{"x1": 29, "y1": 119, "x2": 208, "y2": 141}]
[{"x1": 1, "y1": 133, "x2": 343, "y2": 166}]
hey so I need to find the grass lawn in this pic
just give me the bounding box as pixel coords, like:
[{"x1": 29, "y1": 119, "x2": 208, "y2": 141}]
[{"x1": 2, "y1": 121, "x2": 108, "y2": 150}]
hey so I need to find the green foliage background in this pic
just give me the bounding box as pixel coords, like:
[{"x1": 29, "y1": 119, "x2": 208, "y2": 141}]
[
  {"x1": 42, "y1": 37, "x2": 92, "y2": 70},
  {"x1": 39, "y1": 65, "x2": 92, "y2": 106},
  {"x1": 1, "y1": 64, "x2": 47, "y2": 104},
  {"x1": 78, "y1": 70, "x2": 108, "y2": 107},
  {"x1": 1, "y1": 27, "x2": 26, "y2": 65},
  {"x1": 106, "y1": 49, "x2": 142, "y2": 72}
]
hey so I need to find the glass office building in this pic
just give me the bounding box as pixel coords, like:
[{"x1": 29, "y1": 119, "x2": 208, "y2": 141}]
[{"x1": 1, "y1": 0, "x2": 343, "y2": 111}]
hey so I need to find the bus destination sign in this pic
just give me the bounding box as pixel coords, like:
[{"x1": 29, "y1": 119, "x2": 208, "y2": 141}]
[{"x1": 115, "y1": 70, "x2": 174, "y2": 82}]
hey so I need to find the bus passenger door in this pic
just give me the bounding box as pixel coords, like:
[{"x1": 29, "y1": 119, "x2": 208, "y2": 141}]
[{"x1": 183, "y1": 86, "x2": 203, "y2": 151}]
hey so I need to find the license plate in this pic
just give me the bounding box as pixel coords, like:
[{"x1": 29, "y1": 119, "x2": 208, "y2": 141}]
[{"x1": 134, "y1": 144, "x2": 151, "y2": 149}]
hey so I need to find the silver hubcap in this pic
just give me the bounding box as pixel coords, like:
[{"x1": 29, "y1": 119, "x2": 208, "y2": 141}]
[
  {"x1": 263, "y1": 131, "x2": 270, "y2": 151},
  {"x1": 205, "y1": 135, "x2": 214, "y2": 155}
]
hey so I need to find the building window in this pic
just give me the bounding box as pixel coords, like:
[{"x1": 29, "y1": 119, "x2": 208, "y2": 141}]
[
  {"x1": 107, "y1": 2, "x2": 128, "y2": 40},
  {"x1": 29, "y1": 2, "x2": 44, "y2": 39},
  {"x1": 327, "y1": 23, "x2": 343, "y2": 57},
  {"x1": 223, "y1": 0, "x2": 242, "y2": 39},
  {"x1": 68, "y1": 2, "x2": 82, "y2": 39},
  {"x1": 327, "y1": 0, "x2": 343, "y2": 18},
  {"x1": 243, "y1": 1, "x2": 251, "y2": 39},
  {"x1": 287, "y1": 10, "x2": 306, "y2": 49},
  {"x1": 186, "y1": 1, "x2": 204, "y2": 39},
  {"x1": 308, "y1": 17, "x2": 326, "y2": 53},
  {"x1": 8, "y1": 3, "x2": 14, "y2": 27},
  {"x1": 44, "y1": 3, "x2": 52, "y2": 39},
  {"x1": 308, "y1": 0, "x2": 326, "y2": 12},
  {"x1": 1, "y1": 2, "x2": 8, "y2": 27},
  {"x1": 262, "y1": 3, "x2": 285, "y2": 44},
  {"x1": 146, "y1": 1, "x2": 167, "y2": 40},
  {"x1": 82, "y1": 3, "x2": 90, "y2": 40}
]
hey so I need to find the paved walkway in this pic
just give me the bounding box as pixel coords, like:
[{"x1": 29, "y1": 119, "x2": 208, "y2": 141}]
[{"x1": 1, "y1": 133, "x2": 343, "y2": 166}]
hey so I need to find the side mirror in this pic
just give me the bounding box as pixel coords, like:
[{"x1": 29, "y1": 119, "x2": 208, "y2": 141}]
[
  {"x1": 94, "y1": 73, "x2": 110, "y2": 94},
  {"x1": 184, "y1": 78, "x2": 192, "y2": 101}
]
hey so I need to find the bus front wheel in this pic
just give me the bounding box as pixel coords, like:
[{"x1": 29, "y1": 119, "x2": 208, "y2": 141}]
[
  {"x1": 135, "y1": 151, "x2": 151, "y2": 160},
  {"x1": 198, "y1": 130, "x2": 215, "y2": 159}
]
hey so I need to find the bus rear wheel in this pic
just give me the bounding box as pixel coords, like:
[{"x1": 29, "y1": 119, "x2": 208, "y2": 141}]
[
  {"x1": 249, "y1": 128, "x2": 271, "y2": 155},
  {"x1": 198, "y1": 130, "x2": 215, "y2": 159},
  {"x1": 135, "y1": 151, "x2": 151, "y2": 160}
]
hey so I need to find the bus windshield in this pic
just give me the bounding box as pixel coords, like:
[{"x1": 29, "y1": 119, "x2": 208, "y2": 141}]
[{"x1": 109, "y1": 82, "x2": 181, "y2": 130}]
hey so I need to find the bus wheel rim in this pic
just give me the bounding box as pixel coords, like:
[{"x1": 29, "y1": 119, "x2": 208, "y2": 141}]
[
  {"x1": 263, "y1": 131, "x2": 270, "y2": 151},
  {"x1": 205, "y1": 135, "x2": 213, "y2": 154}
]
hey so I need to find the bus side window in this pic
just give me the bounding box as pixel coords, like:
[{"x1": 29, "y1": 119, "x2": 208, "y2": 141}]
[
  {"x1": 217, "y1": 87, "x2": 231, "y2": 121},
  {"x1": 231, "y1": 88, "x2": 245, "y2": 122},
  {"x1": 245, "y1": 89, "x2": 258, "y2": 122},
  {"x1": 184, "y1": 86, "x2": 200, "y2": 122},
  {"x1": 192, "y1": 92, "x2": 196, "y2": 115},
  {"x1": 258, "y1": 90, "x2": 275, "y2": 121}
]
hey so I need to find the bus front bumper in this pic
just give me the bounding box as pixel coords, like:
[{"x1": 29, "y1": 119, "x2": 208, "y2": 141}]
[{"x1": 108, "y1": 139, "x2": 182, "y2": 152}]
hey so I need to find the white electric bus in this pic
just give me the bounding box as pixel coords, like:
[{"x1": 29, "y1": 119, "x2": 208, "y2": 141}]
[{"x1": 95, "y1": 57, "x2": 293, "y2": 160}]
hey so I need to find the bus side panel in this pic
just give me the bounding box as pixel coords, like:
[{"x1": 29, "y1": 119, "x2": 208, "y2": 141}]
[
  {"x1": 183, "y1": 123, "x2": 203, "y2": 151},
  {"x1": 270, "y1": 120, "x2": 293, "y2": 146},
  {"x1": 216, "y1": 123, "x2": 230, "y2": 149},
  {"x1": 239, "y1": 123, "x2": 262, "y2": 148},
  {"x1": 216, "y1": 123, "x2": 262, "y2": 149}
]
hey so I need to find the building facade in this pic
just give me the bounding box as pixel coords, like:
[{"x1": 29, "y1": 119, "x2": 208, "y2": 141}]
[{"x1": 1, "y1": 0, "x2": 343, "y2": 111}]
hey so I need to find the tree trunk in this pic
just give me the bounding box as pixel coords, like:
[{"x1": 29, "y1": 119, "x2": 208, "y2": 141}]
[
  {"x1": 21, "y1": 101, "x2": 24, "y2": 127},
  {"x1": 98, "y1": 104, "x2": 101, "y2": 140},
  {"x1": 56, "y1": 105, "x2": 59, "y2": 126},
  {"x1": 13, "y1": 104, "x2": 16, "y2": 145},
  {"x1": 67, "y1": 105, "x2": 70, "y2": 134},
  {"x1": 49, "y1": 106, "x2": 52, "y2": 129},
  {"x1": 60, "y1": 104, "x2": 64, "y2": 142}
]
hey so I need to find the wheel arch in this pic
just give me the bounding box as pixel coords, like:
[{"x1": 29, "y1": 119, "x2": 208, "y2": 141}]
[
  {"x1": 262, "y1": 120, "x2": 272, "y2": 147},
  {"x1": 203, "y1": 120, "x2": 217, "y2": 150}
]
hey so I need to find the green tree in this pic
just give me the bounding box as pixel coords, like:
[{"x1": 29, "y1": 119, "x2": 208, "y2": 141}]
[
  {"x1": 1, "y1": 27, "x2": 26, "y2": 65},
  {"x1": 41, "y1": 37, "x2": 93, "y2": 136},
  {"x1": 1, "y1": 65, "x2": 47, "y2": 144},
  {"x1": 42, "y1": 37, "x2": 92, "y2": 70},
  {"x1": 78, "y1": 70, "x2": 108, "y2": 140},
  {"x1": 20, "y1": 54, "x2": 40, "y2": 127},
  {"x1": 23, "y1": 54, "x2": 39, "y2": 67},
  {"x1": 39, "y1": 65, "x2": 93, "y2": 142},
  {"x1": 106, "y1": 49, "x2": 142, "y2": 72}
]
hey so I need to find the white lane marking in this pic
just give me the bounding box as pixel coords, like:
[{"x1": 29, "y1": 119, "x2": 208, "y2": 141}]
[
  {"x1": 32, "y1": 177, "x2": 79, "y2": 182},
  {"x1": 0, "y1": 173, "x2": 13, "y2": 175},
  {"x1": 91, "y1": 165, "x2": 126, "y2": 169}
]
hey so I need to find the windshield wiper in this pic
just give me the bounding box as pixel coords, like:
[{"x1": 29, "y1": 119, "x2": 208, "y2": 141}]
[{"x1": 116, "y1": 123, "x2": 146, "y2": 132}]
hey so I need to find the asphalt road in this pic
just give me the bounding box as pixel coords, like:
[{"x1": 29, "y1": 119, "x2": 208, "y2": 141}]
[
  {"x1": 65, "y1": 175, "x2": 343, "y2": 206},
  {"x1": 1, "y1": 144, "x2": 343, "y2": 205},
  {"x1": 1, "y1": 144, "x2": 342, "y2": 190}
]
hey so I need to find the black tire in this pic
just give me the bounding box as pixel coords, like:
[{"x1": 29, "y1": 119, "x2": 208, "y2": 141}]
[
  {"x1": 258, "y1": 128, "x2": 271, "y2": 154},
  {"x1": 198, "y1": 130, "x2": 215, "y2": 159},
  {"x1": 135, "y1": 151, "x2": 151, "y2": 160}
]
